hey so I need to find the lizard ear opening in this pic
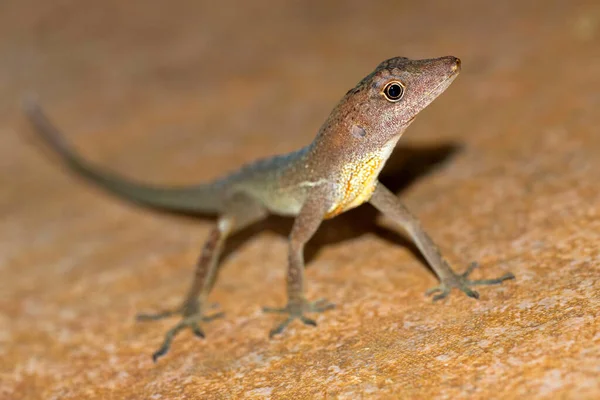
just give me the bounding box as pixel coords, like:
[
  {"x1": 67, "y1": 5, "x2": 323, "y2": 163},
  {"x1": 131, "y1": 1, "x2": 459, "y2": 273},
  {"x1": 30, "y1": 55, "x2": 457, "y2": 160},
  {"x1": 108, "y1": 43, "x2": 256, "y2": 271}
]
[{"x1": 351, "y1": 124, "x2": 367, "y2": 139}]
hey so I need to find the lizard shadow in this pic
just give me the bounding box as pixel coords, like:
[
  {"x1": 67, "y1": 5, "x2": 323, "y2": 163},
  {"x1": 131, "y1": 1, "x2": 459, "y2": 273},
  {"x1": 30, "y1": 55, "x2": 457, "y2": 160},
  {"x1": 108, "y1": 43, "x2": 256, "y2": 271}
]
[{"x1": 220, "y1": 141, "x2": 462, "y2": 276}]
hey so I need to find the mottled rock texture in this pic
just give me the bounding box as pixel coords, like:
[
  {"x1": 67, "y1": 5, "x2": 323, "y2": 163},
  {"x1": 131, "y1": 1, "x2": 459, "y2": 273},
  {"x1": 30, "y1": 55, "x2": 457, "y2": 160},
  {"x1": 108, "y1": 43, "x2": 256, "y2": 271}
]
[{"x1": 1, "y1": 1, "x2": 599, "y2": 399}]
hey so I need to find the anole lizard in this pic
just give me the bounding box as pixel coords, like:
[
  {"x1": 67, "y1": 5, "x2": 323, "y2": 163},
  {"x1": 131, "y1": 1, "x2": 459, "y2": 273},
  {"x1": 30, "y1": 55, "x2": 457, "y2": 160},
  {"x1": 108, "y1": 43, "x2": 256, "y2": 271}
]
[{"x1": 24, "y1": 56, "x2": 515, "y2": 361}]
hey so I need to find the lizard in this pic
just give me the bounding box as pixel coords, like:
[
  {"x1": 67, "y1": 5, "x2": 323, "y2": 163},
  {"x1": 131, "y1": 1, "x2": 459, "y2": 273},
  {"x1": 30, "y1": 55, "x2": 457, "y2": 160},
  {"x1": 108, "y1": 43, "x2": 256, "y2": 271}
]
[{"x1": 23, "y1": 56, "x2": 515, "y2": 361}]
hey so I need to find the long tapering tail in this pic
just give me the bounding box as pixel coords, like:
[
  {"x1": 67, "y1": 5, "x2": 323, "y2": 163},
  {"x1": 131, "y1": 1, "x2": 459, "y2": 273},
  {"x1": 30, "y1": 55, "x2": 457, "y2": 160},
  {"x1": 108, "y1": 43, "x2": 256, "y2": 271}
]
[{"x1": 23, "y1": 99, "x2": 224, "y2": 215}]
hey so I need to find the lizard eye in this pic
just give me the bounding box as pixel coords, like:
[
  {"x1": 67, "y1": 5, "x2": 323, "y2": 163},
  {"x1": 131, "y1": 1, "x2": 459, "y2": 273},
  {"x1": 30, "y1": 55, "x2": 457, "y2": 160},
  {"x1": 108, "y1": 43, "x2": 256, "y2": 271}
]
[{"x1": 383, "y1": 81, "x2": 405, "y2": 102}]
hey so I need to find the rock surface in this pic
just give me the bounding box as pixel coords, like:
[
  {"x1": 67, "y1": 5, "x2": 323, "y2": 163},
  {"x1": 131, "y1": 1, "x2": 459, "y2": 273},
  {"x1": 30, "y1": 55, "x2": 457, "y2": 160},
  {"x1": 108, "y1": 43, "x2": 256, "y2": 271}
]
[{"x1": 1, "y1": 1, "x2": 599, "y2": 399}]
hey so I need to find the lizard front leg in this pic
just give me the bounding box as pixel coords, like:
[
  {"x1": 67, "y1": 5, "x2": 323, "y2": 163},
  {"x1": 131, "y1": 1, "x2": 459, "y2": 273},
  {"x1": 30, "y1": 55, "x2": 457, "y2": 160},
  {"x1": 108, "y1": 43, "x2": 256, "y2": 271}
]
[
  {"x1": 263, "y1": 187, "x2": 335, "y2": 337},
  {"x1": 369, "y1": 182, "x2": 514, "y2": 300},
  {"x1": 137, "y1": 194, "x2": 267, "y2": 361}
]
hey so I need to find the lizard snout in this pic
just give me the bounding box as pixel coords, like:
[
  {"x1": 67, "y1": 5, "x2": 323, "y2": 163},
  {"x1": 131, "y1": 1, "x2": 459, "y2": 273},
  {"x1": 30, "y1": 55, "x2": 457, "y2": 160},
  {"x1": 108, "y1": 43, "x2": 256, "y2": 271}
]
[
  {"x1": 452, "y1": 57, "x2": 461, "y2": 73},
  {"x1": 441, "y1": 56, "x2": 461, "y2": 74}
]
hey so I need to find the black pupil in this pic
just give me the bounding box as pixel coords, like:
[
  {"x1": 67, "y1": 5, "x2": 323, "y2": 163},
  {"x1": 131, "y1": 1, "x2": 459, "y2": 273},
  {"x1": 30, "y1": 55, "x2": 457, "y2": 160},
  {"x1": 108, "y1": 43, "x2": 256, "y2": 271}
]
[{"x1": 387, "y1": 84, "x2": 402, "y2": 99}]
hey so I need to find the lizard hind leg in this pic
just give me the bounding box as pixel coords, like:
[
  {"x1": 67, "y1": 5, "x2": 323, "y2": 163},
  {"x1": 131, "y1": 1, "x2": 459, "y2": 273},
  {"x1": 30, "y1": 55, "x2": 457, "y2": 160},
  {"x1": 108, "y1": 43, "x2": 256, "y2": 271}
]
[
  {"x1": 135, "y1": 220, "x2": 229, "y2": 362},
  {"x1": 136, "y1": 195, "x2": 267, "y2": 362}
]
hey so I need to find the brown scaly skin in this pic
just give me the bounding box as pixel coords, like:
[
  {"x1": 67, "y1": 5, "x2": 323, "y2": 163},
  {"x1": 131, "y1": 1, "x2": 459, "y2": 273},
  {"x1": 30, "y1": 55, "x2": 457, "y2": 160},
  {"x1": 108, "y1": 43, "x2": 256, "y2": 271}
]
[{"x1": 24, "y1": 56, "x2": 515, "y2": 361}]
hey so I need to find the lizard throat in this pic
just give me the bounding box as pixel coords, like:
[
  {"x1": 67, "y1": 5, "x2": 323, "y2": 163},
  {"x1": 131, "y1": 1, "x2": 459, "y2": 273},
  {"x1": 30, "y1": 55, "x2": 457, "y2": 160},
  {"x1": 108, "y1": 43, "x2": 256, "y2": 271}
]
[{"x1": 325, "y1": 138, "x2": 398, "y2": 218}]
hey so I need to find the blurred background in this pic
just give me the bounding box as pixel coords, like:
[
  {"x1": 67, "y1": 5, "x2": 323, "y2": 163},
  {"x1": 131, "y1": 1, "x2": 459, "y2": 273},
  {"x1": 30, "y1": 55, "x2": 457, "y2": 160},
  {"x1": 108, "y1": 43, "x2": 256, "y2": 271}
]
[{"x1": 1, "y1": 1, "x2": 599, "y2": 399}]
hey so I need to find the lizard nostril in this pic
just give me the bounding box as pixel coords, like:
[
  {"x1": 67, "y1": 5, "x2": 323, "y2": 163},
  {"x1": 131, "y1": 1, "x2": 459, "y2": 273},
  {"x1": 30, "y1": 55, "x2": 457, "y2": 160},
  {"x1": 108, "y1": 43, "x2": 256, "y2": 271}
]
[{"x1": 452, "y1": 57, "x2": 461, "y2": 72}]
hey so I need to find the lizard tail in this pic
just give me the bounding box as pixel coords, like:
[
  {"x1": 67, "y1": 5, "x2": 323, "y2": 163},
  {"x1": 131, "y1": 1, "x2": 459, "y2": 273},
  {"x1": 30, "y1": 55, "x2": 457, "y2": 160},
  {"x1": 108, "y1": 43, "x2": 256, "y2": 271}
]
[{"x1": 22, "y1": 99, "x2": 224, "y2": 215}]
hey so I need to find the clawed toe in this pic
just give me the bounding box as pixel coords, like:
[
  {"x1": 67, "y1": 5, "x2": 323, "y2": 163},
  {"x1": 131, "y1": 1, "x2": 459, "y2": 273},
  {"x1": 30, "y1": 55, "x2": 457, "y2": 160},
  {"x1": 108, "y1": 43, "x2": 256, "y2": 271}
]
[
  {"x1": 425, "y1": 262, "x2": 514, "y2": 301},
  {"x1": 136, "y1": 303, "x2": 225, "y2": 362},
  {"x1": 461, "y1": 261, "x2": 480, "y2": 278},
  {"x1": 425, "y1": 285, "x2": 451, "y2": 301},
  {"x1": 191, "y1": 324, "x2": 206, "y2": 339},
  {"x1": 150, "y1": 316, "x2": 208, "y2": 362},
  {"x1": 311, "y1": 298, "x2": 335, "y2": 312},
  {"x1": 268, "y1": 317, "x2": 292, "y2": 338},
  {"x1": 469, "y1": 272, "x2": 515, "y2": 286},
  {"x1": 262, "y1": 305, "x2": 287, "y2": 314},
  {"x1": 201, "y1": 311, "x2": 226, "y2": 322},
  {"x1": 425, "y1": 286, "x2": 443, "y2": 296},
  {"x1": 136, "y1": 308, "x2": 181, "y2": 321},
  {"x1": 268, "y1": 314, "x2": 318, "y2": 338},
  {"x1": 300, "y1": 315, "x2": 317, "y2": 326},
  {"x1": 264, "y1": 298, "x2": 334, "y2": 338}
]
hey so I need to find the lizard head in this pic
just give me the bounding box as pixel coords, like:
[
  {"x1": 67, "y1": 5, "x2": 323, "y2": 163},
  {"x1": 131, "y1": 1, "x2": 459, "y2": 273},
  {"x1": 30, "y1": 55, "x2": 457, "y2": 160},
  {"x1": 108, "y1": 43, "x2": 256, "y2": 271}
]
[
  {"x1": 366, "y1": 56, "x2": 460, "y2": 127},
  {"x1": 319, "y1": 56, "x2": 460, "y2": 156}
]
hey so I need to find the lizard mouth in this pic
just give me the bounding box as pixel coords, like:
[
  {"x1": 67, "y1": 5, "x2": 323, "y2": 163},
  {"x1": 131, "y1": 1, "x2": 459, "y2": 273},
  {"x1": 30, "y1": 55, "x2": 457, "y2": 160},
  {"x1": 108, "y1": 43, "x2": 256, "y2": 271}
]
[{"x1": 403, "y1": 115, "x2": 417, "y2": 127}]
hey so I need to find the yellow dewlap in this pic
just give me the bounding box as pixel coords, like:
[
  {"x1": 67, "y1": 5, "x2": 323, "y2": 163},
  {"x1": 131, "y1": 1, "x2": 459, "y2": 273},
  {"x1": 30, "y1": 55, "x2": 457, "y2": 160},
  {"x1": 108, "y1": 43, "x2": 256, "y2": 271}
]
[
  {"x1": 324, "y1": 134, "x2": 399, "y2": 219},
  {"x1": 324, "y1": 153, "x2": 383, "y2": 218}
]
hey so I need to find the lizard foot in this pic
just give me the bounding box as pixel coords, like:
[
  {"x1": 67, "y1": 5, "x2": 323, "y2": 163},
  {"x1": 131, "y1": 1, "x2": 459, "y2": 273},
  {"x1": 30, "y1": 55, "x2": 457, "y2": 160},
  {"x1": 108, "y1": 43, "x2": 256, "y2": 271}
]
[
  {"x1": 263, "y1": 298, "x2": 335, "y2": 338},
  {"x1": 136, "y1": 302, "x2": 224, "y2": 362},
  {"x1": 425, "y1": 262, "x2": 515, "y2": 301}
]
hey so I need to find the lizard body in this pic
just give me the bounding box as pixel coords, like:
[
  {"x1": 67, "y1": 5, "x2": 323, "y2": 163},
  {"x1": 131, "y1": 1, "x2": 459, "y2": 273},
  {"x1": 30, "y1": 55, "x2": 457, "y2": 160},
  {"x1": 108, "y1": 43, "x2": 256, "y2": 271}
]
[{"x1": 24, "y1": 56, "x2": 514, "y2": 361}]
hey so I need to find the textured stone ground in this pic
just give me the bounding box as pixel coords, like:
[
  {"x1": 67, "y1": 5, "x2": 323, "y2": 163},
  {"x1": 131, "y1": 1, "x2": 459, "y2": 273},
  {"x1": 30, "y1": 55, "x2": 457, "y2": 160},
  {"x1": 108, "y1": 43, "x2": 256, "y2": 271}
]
[{"x1": 1, "y1": 1, "x2": 599, "y2": 399}]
